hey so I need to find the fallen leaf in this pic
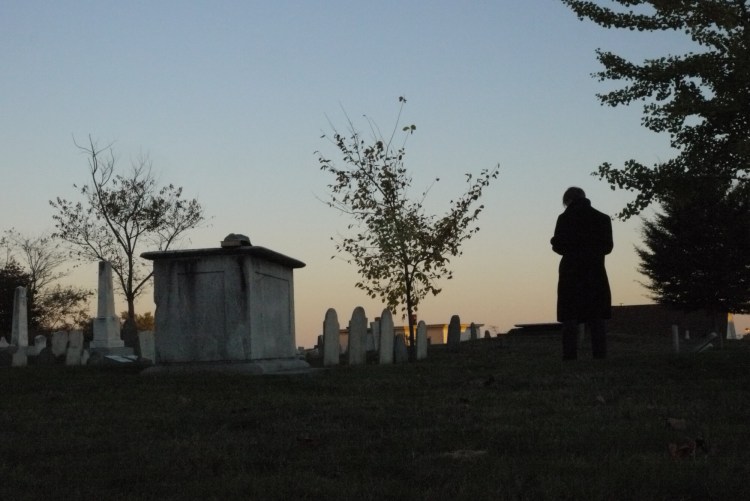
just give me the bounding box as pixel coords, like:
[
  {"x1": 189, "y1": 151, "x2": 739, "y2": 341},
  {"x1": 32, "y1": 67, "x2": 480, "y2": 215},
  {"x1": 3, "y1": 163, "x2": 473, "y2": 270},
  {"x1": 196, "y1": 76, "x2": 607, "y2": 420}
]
[{"x1": 666, "y1": 417, "x2": 687, "y2": 430}]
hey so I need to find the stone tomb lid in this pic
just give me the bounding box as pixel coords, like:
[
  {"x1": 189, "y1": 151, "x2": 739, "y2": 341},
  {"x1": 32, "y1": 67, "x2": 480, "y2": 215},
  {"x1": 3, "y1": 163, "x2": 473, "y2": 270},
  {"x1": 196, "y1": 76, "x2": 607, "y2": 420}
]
[{"x1": 141, "y1": 246, "x2": 306, "y2": 269}]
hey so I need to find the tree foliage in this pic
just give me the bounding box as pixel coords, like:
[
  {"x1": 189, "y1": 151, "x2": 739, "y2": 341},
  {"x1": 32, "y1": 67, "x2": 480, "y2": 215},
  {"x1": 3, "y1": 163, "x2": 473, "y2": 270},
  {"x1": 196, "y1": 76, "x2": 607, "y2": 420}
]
[
  {"x1": 317, "y1": 98, "x2": 499, "y2": 351},
  {"x1": 1, "y1": 230, "x2": 91, "y2": 332},
  {"x1": 561, "y1": 0, "x2": 750, "y2": 219},
  {"x1": 50, "y1": 137, "x2": 205, "y2": 321},
  {"x1": 637, "y1": 181, "x2": 750, "y2": 331}
]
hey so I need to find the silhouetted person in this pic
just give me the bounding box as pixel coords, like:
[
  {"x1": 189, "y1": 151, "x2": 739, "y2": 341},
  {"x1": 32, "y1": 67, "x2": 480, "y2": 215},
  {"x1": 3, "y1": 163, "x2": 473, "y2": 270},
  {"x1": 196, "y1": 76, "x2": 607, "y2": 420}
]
[{"x1": 551, "y1": 187, "x2": 613, "y2": 360}]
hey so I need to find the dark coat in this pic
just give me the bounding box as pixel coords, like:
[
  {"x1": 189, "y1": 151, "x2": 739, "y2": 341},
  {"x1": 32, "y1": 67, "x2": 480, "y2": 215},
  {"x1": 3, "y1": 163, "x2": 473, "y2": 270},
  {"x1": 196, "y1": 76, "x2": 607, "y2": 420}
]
[{"x1": 551, "y1": 198, "x2": 613, "y2": 322}]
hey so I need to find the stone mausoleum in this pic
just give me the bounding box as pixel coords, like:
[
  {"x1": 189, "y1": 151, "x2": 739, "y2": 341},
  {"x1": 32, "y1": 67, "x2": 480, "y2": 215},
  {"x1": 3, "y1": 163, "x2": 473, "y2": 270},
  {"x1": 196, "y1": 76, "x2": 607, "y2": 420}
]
[{"x1": 141, "y1": 234, "x2": 308, "y2": 373}]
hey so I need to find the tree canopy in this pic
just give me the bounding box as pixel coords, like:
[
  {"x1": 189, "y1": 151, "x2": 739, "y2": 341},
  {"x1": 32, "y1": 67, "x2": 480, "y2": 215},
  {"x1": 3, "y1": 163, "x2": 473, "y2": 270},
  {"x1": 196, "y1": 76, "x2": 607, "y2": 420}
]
[
  {"x1": 561, "y1": 0, "x2": 750, "y2": 218},
  {"x1": 317, "y1": 98, "x2": 499, "y2": 351},
  {"x1": 50, "y1": 137, "x2": 205, "y2": 323}
]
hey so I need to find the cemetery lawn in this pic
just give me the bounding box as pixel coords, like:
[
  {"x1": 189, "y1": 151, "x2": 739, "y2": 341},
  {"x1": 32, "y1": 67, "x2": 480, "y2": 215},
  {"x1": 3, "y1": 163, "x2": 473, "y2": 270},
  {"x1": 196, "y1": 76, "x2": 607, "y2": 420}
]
[{"x1": 1, "y1": 334, "x2": 749, "y2": 500}]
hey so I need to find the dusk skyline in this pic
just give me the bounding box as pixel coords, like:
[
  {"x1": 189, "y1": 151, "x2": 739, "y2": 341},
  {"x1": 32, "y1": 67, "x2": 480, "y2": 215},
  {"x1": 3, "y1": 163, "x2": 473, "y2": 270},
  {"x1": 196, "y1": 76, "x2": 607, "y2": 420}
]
[{"x1": 3, "y1": 1, "x2": 744, "y2": 346}]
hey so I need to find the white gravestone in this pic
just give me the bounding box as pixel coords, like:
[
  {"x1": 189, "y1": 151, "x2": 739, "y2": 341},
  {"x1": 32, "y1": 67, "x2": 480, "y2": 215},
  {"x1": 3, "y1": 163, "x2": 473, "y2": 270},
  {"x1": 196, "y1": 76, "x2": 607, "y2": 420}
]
[
  {"x1": 11, "y1": 286, "x2": 28, "y2": 347},
  {"x1": 348, "y1": 307, "x2": 367, "y2": 366},
  {"x1": 51, "y1": 331, "x2": 69, "y2": 358},
  {"x1": 378, "y1": 309, "x2": 394, "y2": 365},
  {"x1": 138, "y1": 331, "x2": 155, "y2": 363},
  {"x1": 323, "y1": 309, "x2": 340, "y2": 367},
  {"x1": 91, "y1": 261, "x2": 124, "y2": 349},
  {"x1": 65, "y1": 331, "x2": 84, "y2": 365},
  {"x1": 416, "y1": 320, "x2": 428, "y2": 360},
  {"x1": 29, "y1": 334, "x2": 47, "y2": 356}
]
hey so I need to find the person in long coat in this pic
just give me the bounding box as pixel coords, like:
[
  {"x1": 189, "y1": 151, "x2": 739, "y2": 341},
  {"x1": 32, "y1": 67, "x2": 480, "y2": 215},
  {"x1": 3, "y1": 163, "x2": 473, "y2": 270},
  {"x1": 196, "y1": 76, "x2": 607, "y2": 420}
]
[{"x1": 551, "y1": 187, "x2": 613, "y2": 360}]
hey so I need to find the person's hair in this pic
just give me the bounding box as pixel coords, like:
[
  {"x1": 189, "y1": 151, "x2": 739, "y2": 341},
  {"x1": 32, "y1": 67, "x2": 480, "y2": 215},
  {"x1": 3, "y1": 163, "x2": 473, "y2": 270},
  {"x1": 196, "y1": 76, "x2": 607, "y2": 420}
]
[{"x1": 562, "y1": 186, "x2": 586, "y2": 207}]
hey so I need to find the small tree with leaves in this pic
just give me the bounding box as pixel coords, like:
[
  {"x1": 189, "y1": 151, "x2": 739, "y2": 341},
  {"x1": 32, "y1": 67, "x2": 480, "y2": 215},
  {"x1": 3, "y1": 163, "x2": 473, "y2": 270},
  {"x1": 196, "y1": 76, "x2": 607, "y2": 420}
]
[
  {"x1": 1, "y1": 230, "x2": 91, "y2": 332},
  {"x1": 317, "y1": 98, "x2": 499, "y2": 353},
  {"x1": 637, "y1": 181, "x2": 750, "y2": 343},
  {"x1": 50, "y1": 137, "x2": 205, "y2": 324},
  {"x1": 561, "y1": 0, "x2": 750, "y2": 219}
]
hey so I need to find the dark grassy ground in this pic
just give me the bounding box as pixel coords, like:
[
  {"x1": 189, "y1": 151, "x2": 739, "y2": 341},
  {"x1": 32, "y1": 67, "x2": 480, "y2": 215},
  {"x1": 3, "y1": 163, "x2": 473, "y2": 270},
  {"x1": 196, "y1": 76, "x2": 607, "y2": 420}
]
[{"x1": 1, "y1": 333, "x2": 748, "y2": 500}]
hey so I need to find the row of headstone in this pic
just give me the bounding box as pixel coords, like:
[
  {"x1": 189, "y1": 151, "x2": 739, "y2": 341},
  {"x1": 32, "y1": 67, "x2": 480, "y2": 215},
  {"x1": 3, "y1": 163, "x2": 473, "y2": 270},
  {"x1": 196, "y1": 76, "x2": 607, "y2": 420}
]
[
  {"x1": 1, "y1": 262, "x2": 153, "y2": 367},
  {"x1": 321, "y1": 307, "x2": 432, "y2": 367}
]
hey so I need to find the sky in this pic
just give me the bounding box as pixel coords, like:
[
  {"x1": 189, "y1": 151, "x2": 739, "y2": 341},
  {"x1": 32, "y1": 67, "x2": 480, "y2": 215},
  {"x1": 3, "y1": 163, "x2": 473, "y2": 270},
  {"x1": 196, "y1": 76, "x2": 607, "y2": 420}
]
[{"x1": 3, "y1": 1, "x2": 747, "y2": 348}]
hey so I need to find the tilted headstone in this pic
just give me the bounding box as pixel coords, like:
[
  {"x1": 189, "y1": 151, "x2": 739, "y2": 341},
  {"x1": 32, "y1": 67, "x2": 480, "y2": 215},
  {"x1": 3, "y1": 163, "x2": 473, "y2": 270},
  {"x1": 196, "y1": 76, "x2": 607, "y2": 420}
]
[
  {"x1": 347, "y1": 307, "x2": 367, "y2": 366},
  {"x1": 65, "y1": 331, "x2": 84, "y2": 365},
  {"x1": 138, "y1": 331, "x2": 155, "y2": 363},
  {"x1": 323, "y1": 308, "x2": 340, "y2": 367},
  {"x1": 416, "y1": 320, "x2": 428, "y2": 360},
  {"x1": 447, "y1": 315, "x2": 461, "y2": 352},
  {"x1": 470, "y1": 322, "x2": 478, "y2": 341},
  {"x1": 91, "y1": 261, "x2": 124, "y2": 349},
  {"x1": 11, "y1": 286, "x2": 28, "y2": 347},
  {"x1": 378, "y1": 309, "x2": 395, "y2": 365},
  {"x1": 394, "y1": 334, "x2": 408, "y2": 363},
  {"x1": 51, "y1": 331, "x2": 69, "y2": 358}
]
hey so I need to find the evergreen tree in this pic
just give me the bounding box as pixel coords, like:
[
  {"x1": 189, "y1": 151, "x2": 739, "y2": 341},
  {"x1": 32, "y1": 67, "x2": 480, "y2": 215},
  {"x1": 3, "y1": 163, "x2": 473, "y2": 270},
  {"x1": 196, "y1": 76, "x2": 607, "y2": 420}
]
[{"x1": 637, "y1": 182, "x2": 750, "y2": 336}]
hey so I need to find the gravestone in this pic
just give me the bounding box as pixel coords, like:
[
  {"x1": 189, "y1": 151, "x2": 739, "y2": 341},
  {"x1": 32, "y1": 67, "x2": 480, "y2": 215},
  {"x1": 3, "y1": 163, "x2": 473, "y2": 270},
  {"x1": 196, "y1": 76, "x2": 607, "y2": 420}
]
[
  {"x1": 378, "y1": 309, "x2": 395, "y2": 365},
  {"x1": 416, "y1": 320, "x2": 428, "y2": 360},
  {"x1": 447, "y1": 315, "x2": 461, "y2": 352},
  {"x1": 484, "y1": 330, "x2": 491, "y2": 339},
  {"x1": 51, "y1": 331, "x2": 69, "y2": 358},
  {"x1": 11, "y1": 286, "x2": 28, "y2": 348},
  {"x1": 394, "y1": 334, "x2": 408, "y2": 363},
  {"x1": 323, "y1": 308, "x2": 340, "y2": 367},
  {"x1": 347, "y1": 307, "x2": 367, "y2": 366},
  {"x1": 90, "y1": 261, "x2": 125, "y2": 350},
  {"x1": 65, "y1": 331, "x2": 84, "y2": 366},
  {"x1": 36, "y1": 347, "x2": 56, "y2": 366},
  {"x1": 141, "y1": 239, "x2": 308, "y2": 373},
  {"x1": 138, "y1": 331, "x2": 155, "y2": 363},
  {"x1": 29, "y1": 335, "x2": 47, "y2": 356},
  {"x1": 469, "y1": 322, "x2": 478, "y2": 341},
  {"x1": 371, "y1": 318, "x2": 381, "y2": 354}
]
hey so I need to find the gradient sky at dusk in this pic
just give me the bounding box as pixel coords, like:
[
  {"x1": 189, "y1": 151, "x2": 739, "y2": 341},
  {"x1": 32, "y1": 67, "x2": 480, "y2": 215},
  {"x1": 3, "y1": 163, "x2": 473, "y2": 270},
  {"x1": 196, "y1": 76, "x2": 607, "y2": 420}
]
[{"x1": 3, "y1": 1, "x2": 746, "y2": 347}]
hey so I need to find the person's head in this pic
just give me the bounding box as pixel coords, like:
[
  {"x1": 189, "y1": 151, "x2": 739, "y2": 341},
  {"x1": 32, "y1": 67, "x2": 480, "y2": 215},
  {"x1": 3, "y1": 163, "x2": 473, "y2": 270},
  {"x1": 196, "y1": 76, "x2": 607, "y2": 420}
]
[{"x1": 562, "y1": 186, "x2": 586, "y2": 207}]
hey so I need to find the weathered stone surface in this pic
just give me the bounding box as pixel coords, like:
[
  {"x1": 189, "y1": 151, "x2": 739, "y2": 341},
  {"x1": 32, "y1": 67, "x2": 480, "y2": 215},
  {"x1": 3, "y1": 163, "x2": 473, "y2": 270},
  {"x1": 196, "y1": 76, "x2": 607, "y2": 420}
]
[
  {"x1": 323, "y1": 308, "x2": 340, "y2": 367},
  {"x1": 91, "y1": 261, "x2": 124, "y2": 349},
  {"x1": 141, "y1": 246, "x2": 305, "y2": 363},
  {"x1": 394, "y1": 334, "x2": 408, "y2": 363},
  {"x1": 68, "y1": 331, "x2": 84, "y2": 350},
  {"x1": 65, "y1": 348, "x2": 82, "y2": 366},
  {"x1": 138, "y1": 331, "x2": 155, "y2": 363},
  {"x1": 51, "y1": 331, "x2": 69, "y2": 358},
  {"x1": 28, "y1": 335, "x2": 47, "y2": 356},
  {"x1": 416, "y1": 320, "x2": 428, "y2": 360},
  {"x1": 447, "y1": 315, "x2": 461, "y2": 352},
  {"x1": 378, "y1": 309, "x2": 394, "y2": 365},
  {"x1": 11, "y1": 286, "x2": 28, "y2": 347},
  {"x1": 347, "y1": 307, "x2": 367, "y2": 366}
]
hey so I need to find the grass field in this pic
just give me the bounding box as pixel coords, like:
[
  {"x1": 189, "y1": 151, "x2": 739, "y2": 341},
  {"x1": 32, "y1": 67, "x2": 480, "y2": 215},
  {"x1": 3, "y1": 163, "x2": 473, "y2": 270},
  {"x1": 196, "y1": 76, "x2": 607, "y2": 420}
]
[{"x1": 1, "y1": 333, "x2": 749, "y2": 500}]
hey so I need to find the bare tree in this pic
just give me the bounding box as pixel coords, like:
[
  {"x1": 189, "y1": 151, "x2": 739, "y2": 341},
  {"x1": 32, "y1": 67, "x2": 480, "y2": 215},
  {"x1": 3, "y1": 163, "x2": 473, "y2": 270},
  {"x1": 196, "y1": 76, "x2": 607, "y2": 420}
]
[{"x1": 50, "y1": 136, "x2": 205, "y2": 322}]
